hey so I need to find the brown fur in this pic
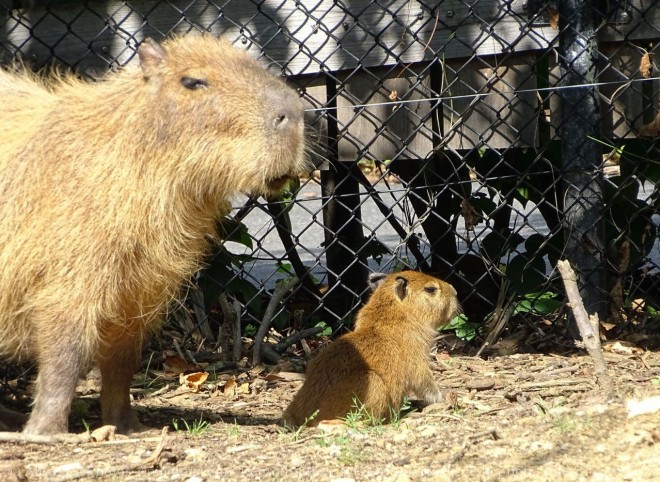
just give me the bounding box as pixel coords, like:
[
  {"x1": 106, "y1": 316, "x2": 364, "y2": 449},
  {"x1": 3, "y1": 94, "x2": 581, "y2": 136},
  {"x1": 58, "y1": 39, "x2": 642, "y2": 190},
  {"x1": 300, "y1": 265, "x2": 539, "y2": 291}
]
[
  {"x1": 0, "y1": 35, "x2": 306, "y2": 435},
  {"x1": 282, "y1": 271, "x2": 459, "y2": 427}
]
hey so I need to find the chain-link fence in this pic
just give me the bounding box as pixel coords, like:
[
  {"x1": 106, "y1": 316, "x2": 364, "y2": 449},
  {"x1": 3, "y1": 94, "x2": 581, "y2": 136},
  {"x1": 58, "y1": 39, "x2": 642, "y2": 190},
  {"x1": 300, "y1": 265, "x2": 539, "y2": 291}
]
[{"x1": 1, "y1": 0, "x2": 658, "y2": 353}]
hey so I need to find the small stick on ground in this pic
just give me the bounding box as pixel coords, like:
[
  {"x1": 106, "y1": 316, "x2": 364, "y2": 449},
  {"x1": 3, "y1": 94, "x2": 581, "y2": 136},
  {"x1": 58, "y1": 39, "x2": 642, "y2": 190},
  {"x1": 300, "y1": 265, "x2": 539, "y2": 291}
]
[
  {"x1": 445, "y1": 427, "x2": 501, "y2": 465},
  {"x1": 0, "y1": 432, "x2": 84, "y2": 445},
  {"x1": 557, "y1": 259, "x2": 609, "y2": 375},
  {"x1": 53, "y1": 426, "x2": 169, "y2": 482},
  {"x1": 252, "y1": 277, "x2": 298, "y2": 366}
]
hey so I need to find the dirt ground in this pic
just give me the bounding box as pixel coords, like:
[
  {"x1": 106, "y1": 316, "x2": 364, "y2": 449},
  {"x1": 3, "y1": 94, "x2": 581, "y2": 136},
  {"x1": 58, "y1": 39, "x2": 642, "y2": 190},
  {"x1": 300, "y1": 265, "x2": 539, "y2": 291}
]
[{"x1": 1, "y1": 346, "x2": 659, "y2": 482}]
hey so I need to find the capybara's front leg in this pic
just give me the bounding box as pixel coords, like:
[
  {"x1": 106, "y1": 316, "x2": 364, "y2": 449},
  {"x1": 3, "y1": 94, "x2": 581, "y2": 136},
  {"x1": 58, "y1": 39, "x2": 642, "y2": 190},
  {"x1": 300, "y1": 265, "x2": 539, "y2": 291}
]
[
  {"x1": 23, "y1": 331, "x2": 86, "y2": 434},
  {"x1": 99, "y1": 330, "x2": 145, "y2": 434},
  {"x1": 413, "y1": 368, "x2": 445, "y2": 405}
]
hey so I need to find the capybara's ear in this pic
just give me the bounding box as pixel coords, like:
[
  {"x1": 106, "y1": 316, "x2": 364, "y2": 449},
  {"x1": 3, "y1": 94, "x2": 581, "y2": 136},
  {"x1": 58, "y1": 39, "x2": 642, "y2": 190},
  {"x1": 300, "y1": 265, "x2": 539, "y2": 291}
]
[
  {"x1": 138, "y1": 38, "x2": 167, "y2": 78},
  {"x1": 368, "y1": 272, "x2": 388, "y2": 291},
  {"x1": 394, "y1": 276, "x2": 408, "y2": 301}
]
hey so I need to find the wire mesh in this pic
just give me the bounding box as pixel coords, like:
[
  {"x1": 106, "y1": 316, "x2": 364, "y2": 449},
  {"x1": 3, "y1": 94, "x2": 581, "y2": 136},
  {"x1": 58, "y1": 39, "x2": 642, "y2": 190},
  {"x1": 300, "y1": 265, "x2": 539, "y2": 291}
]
[{"x1": 1, "y1": 0, "x2": 658, "y2": 350}]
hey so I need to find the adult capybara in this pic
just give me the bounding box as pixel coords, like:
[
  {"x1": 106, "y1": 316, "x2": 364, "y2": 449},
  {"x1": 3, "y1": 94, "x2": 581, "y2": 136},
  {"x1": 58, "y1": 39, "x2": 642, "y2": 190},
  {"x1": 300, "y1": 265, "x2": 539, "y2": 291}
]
[
  {"x1": 0, "y1": 35, "x2": 306, "y2": 435},
  {"x1": 282, "y1": 271, "x2": 460, "y2": 427}
]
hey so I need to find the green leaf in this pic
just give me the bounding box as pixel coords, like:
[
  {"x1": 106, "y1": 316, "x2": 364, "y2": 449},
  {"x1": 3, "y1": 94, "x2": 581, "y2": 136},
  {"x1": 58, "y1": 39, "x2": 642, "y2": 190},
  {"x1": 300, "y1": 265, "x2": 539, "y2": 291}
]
[
  {"x1": 516, "y1": 186, "x2": 530, "y2": 203},
  {"x1": 276, "y1": 262, "x2": 295, "y2": 276},
  {"x1": 315, "y1": 321, "x2": 332, "y2": 337},
  {"x1": 514, "y1": 292, "x2": 561, "y2": 315},
  {"x1": 441, "y1": 314, "x2": 478, "y2": 341},
  {"x1": 217, "y1": 218, "x2": 253, "y2": 249}
]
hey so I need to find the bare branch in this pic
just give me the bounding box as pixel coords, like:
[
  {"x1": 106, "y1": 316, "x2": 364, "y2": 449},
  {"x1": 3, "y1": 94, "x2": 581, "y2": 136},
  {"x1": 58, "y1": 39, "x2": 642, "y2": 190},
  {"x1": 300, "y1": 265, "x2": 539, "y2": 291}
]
[
  {"x1": 557, "y1": 259, "x2": 608, "y2": 374},
  {"x1": 252, "y1": 277, "x2": 299, "y2": 366}
]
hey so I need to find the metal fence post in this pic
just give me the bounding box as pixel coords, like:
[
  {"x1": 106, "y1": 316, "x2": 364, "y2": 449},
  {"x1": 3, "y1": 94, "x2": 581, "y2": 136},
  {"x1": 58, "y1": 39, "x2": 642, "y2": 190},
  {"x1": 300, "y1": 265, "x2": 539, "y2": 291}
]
[
  {"x1": 557, "y1": 0, "x2": 607, "y2": 322},
  {"x1": 320, "y1": 75, "x2": 368, "y2": 327}
]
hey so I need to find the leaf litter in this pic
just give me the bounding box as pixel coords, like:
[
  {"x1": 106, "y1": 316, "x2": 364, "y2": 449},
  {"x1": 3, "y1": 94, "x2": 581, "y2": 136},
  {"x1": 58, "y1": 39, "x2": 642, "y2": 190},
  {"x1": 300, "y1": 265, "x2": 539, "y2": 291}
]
[{"x1": 0, "y1": 350, "x2": 659, "y2": 481}]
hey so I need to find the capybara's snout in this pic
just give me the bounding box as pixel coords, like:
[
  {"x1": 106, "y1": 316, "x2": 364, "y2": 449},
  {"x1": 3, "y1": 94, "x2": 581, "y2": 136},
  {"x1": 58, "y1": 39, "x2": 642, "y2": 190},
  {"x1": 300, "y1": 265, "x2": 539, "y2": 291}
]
[{"x1": 268, "y1": 87, "x2": 304, "y2": 133}]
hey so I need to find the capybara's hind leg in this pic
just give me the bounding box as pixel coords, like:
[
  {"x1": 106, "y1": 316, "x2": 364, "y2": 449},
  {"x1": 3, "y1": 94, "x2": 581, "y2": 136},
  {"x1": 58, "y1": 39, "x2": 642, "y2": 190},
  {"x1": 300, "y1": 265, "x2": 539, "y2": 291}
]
[
  {"x1": 99, "y1": 330, "x2": 145, "y2": 434},
  {"x1": 23, "y1": 331, "x2": 86, "y2": 434}
]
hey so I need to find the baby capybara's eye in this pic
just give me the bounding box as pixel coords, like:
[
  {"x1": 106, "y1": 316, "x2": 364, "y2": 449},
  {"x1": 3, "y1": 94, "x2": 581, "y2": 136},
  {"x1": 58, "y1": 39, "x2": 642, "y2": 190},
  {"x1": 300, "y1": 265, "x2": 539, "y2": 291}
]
[
  {"x1": 181, "y1": 76, "x2": 209, "y2": 89},
  {"x1": 424, "y1": 286, "x2": 438, "y2": 294}
]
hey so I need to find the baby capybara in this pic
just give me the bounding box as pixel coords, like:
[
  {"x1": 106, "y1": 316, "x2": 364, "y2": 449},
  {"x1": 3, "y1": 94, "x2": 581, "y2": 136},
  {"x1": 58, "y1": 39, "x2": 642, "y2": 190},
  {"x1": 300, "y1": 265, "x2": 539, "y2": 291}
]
[
  {"x1": 282, "y1": 271, "x2": 459, "y2": 427},
  {"x1": 0, "y1": 35, "x2": 306, "y2": 435}
]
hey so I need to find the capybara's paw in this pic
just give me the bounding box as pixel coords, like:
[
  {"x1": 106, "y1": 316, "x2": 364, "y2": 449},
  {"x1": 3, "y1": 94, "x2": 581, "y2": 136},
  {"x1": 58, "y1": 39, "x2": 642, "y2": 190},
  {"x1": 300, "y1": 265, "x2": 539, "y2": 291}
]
[{"x1": 108, "y1": 412, "x2": 148, "y2": 436}]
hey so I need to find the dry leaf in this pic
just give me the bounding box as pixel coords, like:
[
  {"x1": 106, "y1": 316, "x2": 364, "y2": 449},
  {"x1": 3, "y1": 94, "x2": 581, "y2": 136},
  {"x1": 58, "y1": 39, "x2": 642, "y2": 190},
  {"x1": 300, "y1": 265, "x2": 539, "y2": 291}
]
[
  {"x1": 460, "y1": 199, "x2": 480, "y2": 231},
  {"x1": 163, "y1": 353, "x2": 190, "y2": 375},
  {"x1": 261, "y1": 373, "x2": 285, "y2": 382},
  {"x1": 609, "y1": 341, "x2": 634, "y2": 356},
  {"x1": 631, "y1": 298, "x2": 645, "y2": 312},
  {"x1": 389, "y1": 89, "x2": 399, "y2": 112},
  {"x1": 220, "y1": 379, "x2": 250, "y2": 397},
  {"x1": 547, "y1": 8, "x2": 559, "y2": 30},
  {"x1": 445, "y1": 390, "x2": 459, "y2": 408},
  {"x1": 317, "y1": 419, "x2": 347, "y2": 434},
  {"x1": 179, "y1": 371, "x2": 209, "y2": 392},
  {"x1": 639, "y1": 53, "x2": 653, "y2": 78},
  {"x1": 219, "y1": 376, "x2": 244, "y2": 397},
  {"x1": 600, "y1": 320, "x2": 616, "y2": 331},
  {"x1": 89, "y1": 425, "x2": 116, "y2": 442},
  {"x1": 250, "y1": 378, "x2": 268, "y2": 394},
  {"x1": 275, "y1": 371, "x2": 306, "y2": 382},
  {"x1": 638, "y1": 109, "x2": 660, "y2": 137}
]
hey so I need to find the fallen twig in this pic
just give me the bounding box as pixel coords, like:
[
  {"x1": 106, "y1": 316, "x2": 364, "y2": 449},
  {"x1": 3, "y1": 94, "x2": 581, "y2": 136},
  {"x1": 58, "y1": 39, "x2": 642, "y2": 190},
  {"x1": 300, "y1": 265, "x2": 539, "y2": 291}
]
[
  {"x1": 557, "y1": 260, "x2": 609, "y2": 375},
  {"x1": 144, "y1": 384, "x2": 171, "y2": 399},
  {"x1": 0, "y1": 432, "x2": 84, "y2": 445},
  {"x1": 53, "y1": 426, "x2": 169, "y2": 482},
  {"x1": 85, "y1": 435, "x2": 169, "y2": 446},
  {"x1": 274, "y1": 326, "x2": 324, "y2": 352},
  {"x1": 517, "y1": 377, "x2": 592, "y2": 390},
  {"x1": 445, "y1": 427, "x2": 501, "y2": 465}
]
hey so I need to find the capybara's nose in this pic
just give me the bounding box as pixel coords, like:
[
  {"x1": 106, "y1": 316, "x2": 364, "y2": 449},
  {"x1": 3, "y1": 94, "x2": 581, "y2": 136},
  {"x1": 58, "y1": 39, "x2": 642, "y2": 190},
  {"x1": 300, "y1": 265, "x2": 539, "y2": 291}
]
[{"x1": 270, "y1": 89, "x2": 303, "y2": 131}]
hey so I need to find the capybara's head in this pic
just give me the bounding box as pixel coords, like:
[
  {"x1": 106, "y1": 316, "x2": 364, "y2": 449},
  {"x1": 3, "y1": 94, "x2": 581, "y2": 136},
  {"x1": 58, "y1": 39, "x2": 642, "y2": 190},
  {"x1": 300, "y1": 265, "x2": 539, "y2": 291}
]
[
  {"x1": 137, "y1": 35, "x2": 307, "y2": 197},
  {"x1": 368, "y1": 271, "x2": 460, "y2": 329}
]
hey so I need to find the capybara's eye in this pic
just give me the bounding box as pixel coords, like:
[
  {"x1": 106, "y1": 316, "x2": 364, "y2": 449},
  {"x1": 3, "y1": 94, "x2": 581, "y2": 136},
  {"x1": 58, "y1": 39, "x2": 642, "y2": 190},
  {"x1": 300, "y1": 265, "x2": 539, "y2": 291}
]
[
  {"x1": 181, "y1": 76, "x2": 209, "y2": 90},
  {"x1": 424, "y1": 286, "x2": 438, "y2": 294}
]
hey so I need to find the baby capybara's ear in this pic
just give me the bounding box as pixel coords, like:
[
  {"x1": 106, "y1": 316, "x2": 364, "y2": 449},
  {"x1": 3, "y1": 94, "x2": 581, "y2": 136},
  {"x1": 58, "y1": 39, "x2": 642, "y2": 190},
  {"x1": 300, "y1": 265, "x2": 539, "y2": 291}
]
[
  {"x1": 368, "y1": 272, "x2": 388, "y2": 291},
  {"x1": 138, "y1": 38, "x2": 167, "y2": 78},
  {"x1": 393, "y1": 275, "x2": 409, "y2": 301}
]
